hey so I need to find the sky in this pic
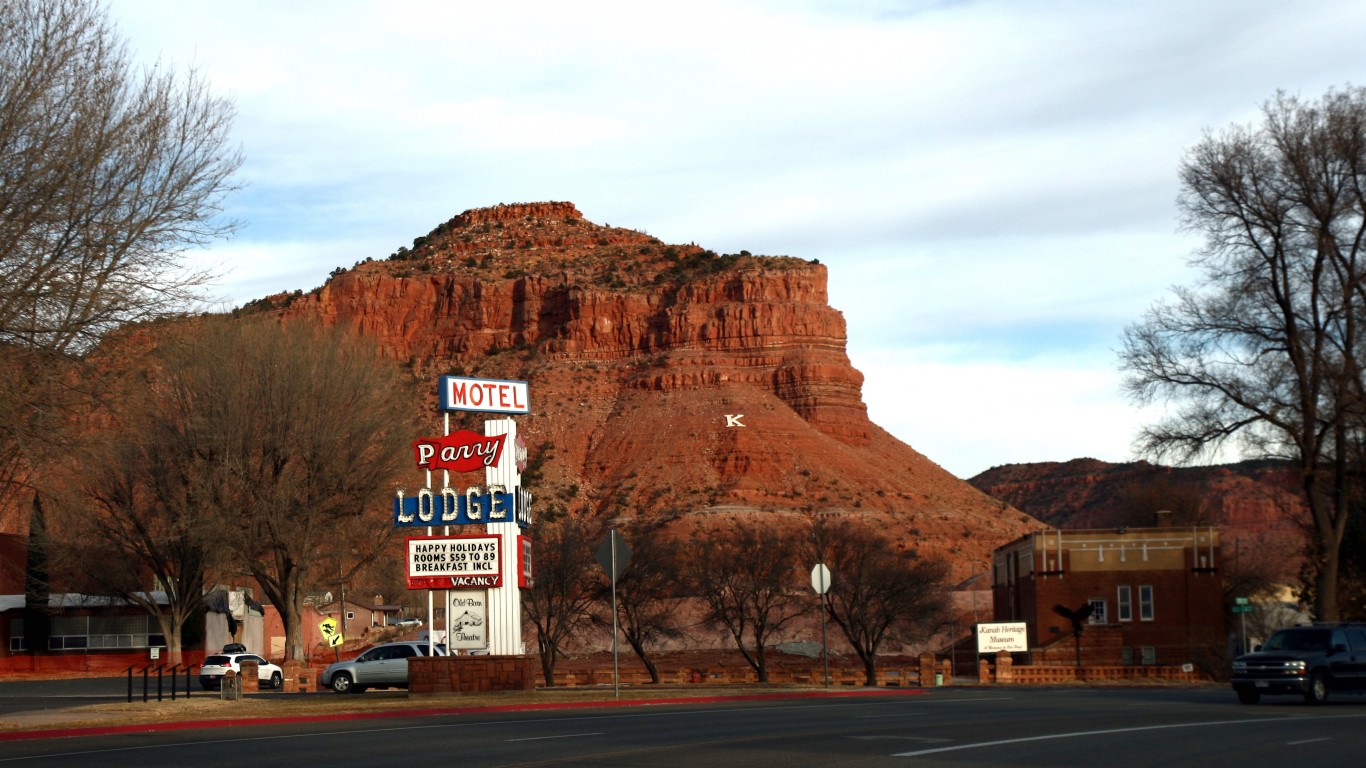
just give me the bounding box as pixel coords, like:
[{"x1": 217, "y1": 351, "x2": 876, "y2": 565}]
[{"x1": 109, "y1": 0, "x2": 1366, "y2": 479}]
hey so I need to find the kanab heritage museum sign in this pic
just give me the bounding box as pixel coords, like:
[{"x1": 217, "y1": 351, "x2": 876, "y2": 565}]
[{"x1": 393, "y1": 376, "x2": 534, "y2": 687}]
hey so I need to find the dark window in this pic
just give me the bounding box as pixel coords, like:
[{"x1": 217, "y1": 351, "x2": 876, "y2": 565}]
[
  {"x1": 1088, "y1": 599, "x2": 1107, "y2": 624},
  {"x1": 1346, "y1": 629, "x2": 1366, "y2": 652},
  {"x1": 1266, "y1": 629, "x2": 1331, "y2": 652},
  {"x1": 393, "y1": 645, "x2": 416, "y2": 659}
]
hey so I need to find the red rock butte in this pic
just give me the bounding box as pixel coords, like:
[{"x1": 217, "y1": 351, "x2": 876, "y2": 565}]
[{"x1": 257, "y1": 202, "x2": 1035, "y2": 578}]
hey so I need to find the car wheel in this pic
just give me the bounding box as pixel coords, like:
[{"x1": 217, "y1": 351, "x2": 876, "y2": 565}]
[
  {"x1": 331, "y1": 672, "x2": 354, "y2": 694},
  {"x1": 1305, "y1": 672, "x2": 1330, "y2": 705},
  {"x1": 1236, "y1": 688, "x2": 1260, "y2": 705},
  {"x1": 270, "y1": 671, "x2": 283, "y2": 689}
]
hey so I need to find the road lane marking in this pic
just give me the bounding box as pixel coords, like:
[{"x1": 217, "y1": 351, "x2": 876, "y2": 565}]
[
  {"x1": 1287, "y1": 738, "x2": 1329, "y2": 745},
  {"x1": 851, "y1": 736, "x2": 951, "y2": 743},
  {"x1": 893, "y1": 715, "x2": 1345, "y2": 758},
  {"x1": 506, "y1": 732, "x2": 602, "y2": 742},
  {"x1": 861, "y1": 696, "x2": 1014, "y2": 716}
]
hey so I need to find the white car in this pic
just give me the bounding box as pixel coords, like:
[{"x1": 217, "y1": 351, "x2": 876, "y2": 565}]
[{"x1": 199, "y1": 652, "x2": 284, "y2": 690}]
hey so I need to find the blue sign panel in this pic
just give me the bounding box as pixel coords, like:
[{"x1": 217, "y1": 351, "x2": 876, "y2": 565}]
[{"x1": 394, "y1": 485, "x2": 532, "y2": 528}]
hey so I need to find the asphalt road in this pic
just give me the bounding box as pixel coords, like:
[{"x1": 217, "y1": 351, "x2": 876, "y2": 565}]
[
  {"x1": 0, "y1": 676, "x2": 185, "y2": 716},
  {"x1": 1, "y1": 685, "x2": 1365, "y2": 766}
]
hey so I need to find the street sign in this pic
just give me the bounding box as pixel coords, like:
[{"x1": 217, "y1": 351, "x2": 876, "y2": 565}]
[
  {"x1": 319, "y1": 617, "x2": 344, "y2": 647},
  {"x1": 811, "y1": 564, "x2": 831, "y2": 595},
  {"x1": 596, "y1": 530, "x2": 632, "y2": 584},
  {"x1": 1232, "y1": 605, "x2": 1254, "y2": 614}
]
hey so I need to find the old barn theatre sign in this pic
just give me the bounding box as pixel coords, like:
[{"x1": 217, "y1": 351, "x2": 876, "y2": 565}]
[
  {"x1": 414, "y1": 430, "x2": 504, "y2": 473},
  {"x1": 407, "y1": 534, "x2": 502, "y2": 589},
  {"x1": 393, "y1": 485, "x2": 532, "y2": 529},
  {"x1": 439, "y1": 376, "x2": 529, "y2": 415}
]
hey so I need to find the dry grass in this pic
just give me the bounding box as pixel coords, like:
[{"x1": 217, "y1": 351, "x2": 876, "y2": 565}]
[{"x1": 0, "y1": 684, "x2": 826, "y2": 734}]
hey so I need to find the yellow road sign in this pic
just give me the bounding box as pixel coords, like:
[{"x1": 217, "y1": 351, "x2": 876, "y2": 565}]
[{"x1": 319, "y1": 617, "x2": 344, "y2": 647}]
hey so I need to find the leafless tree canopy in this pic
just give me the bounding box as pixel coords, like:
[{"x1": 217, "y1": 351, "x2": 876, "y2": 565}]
[
  {"x1": 0, "y1": 0, "x2": 240, "y2": 493},
  {"x1": 523, "y1": 515, "x2": 601, "y2": 686},
  {"x1": 1121, "y1": 87, "x2": 1366, "y2": 620},
  {"x1": 147, "y1": 317, "x2": 414, "y2": 660},
  {"x1": 598, "y1": 520, "x2": 687, "y2": 684},
  {"x1": 687, "y1": 522, "x2": 806, "y2": 682},
  {"x1": 811, "y1": 521, "x2": 949, "y2": 685}
]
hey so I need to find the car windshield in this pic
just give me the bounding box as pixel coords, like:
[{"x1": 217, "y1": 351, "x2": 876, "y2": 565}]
[
  {"x1": 203, "y1": 655, "x2": 232, "y2": 665},
  {"x1": 1264, "y1": 629, "x2": 1331, "y2": 652}
]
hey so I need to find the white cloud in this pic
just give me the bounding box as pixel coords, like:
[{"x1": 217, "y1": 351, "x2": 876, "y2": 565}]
[{"x1": 108, "y1": 0, "x2": 1366, "y2": 477}]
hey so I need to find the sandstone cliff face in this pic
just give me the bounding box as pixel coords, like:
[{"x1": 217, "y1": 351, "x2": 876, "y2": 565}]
[
  {"x1": 969, "y1": 458, "x2": 1307, "y2": 581},
  {"x1": 262, "y1": 202, "x2": 1036, "y2": 578}
]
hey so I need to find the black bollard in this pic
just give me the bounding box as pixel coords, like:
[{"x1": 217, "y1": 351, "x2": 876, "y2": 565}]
[
  {"x1": 142, "y1": 665, "x2": 149, "y2": 703},
  {"x1": 126, "y1": 667, "x2": 133, "y2": 703},
  {"x1": 157, "y1": 665, "x2": 164, "y2": 702}
]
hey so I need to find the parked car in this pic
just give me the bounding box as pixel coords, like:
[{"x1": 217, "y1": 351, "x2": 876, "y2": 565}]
[
  {"x1": 320, "y1": 641, "x2": 447, "y2": 694},
  {"x1": 1231, "y1": 623, "x2": 1366, "y2": 704},
  {"x1": 391, "y1": 617, "x2": 422, "y2": 628},
  {"x1": 199, "y1": 653, "x2": 284, "y2": 690}
]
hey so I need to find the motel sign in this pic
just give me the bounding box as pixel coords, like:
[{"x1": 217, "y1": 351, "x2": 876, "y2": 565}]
[{"x1": 440, "y1": 376, "x2": 529, "y2": 415}]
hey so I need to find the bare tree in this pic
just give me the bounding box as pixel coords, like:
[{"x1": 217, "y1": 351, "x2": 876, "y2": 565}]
[
  {"x1": 687, "y1": 521, "x2": 805, "y2": 683},
  {"x1": 1121, "y1": 87, "x2": 1366, "y2": 621},
  {"x1": 811, "y1": 521, "x2": 950, "y2": 685},
  {"x1": 141, "y1": 317, "x2": 413, "y2": 660},
  {"x1": 0, "y1": 0, "x2": 240, "y2": 493},
  {"x1": 599, "y1": 520, "x2": 687, "y2": 684},
  {"x1": 41, "y1": 335, "x2": 218, "y2": 666},
  {"x1": 523, "y1": 515, "x2": 600, "y2": 686}
]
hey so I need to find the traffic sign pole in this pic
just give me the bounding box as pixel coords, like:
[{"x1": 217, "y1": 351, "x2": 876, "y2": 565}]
[{"x1": 811, "y1": 564, "x2": 831, "y2": 687}]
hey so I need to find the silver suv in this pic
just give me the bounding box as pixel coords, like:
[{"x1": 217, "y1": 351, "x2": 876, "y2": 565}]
[{"x1": 320, "y1": 641, "x2": 447, "y2": 693}]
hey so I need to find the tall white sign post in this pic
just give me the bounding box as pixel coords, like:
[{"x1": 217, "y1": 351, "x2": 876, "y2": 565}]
[
  {"x1": 397, "y1": 377, "x2": 531, "y2": 659},
  {"x1": 484, "y1": 416, "x2": 524, "y2": 655}
]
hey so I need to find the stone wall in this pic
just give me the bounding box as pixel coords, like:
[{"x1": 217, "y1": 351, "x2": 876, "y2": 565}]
[{"x1": 408, "y1": 655, "x2": 537, "y2": 695}]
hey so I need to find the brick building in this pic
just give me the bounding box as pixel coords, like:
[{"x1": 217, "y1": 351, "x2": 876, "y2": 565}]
[{"x1": 992, "y1": 527, "x2": 1225, "y2": 666}]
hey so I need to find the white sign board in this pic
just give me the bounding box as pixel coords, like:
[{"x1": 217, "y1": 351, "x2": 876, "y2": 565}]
[
  {"x1": 406, "y1": 535, "x2": 502, "y2": 589},
  {"x1": 976, "y1": 621, "x2": 1029, "y2": 653},
  {"x1": 447, "y1": 591, "x2": 488, "y2": 651},
  {"x1": 439, "y1": 376, "x2": 530, "y2": 414}
]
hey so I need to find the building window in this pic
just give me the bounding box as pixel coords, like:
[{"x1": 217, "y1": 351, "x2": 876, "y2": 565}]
[
  {"x1": 346, "y1": 611, "x2": 355, "y2": 621},
  {"x1": 38, "y1": 615, "x2": 161, "y2": 650},
  {"x1": 1141, "y1": 646, "x2": 1156, "y2": 665},
  {"x1": 1139, "y1": 585, "x2": 1155, "y2": 621},
  {"x1": 8, "y1": 618, "x2": 24, "y2": 652},
  {"x1": 1088, "y1": 599, "x2": 1107, "y2": 624},
  {"x1": 1121, "y1": 646, "x2": 1133, "y2": 666},
  {"x1": 1117, "y1": 586, "x2": 1133, "y2": 622}
]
